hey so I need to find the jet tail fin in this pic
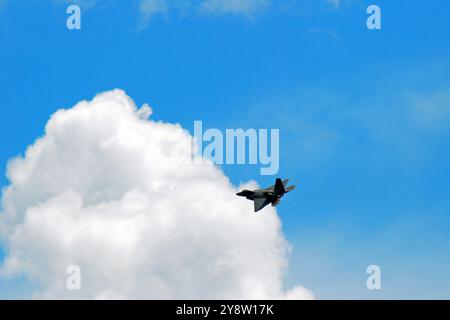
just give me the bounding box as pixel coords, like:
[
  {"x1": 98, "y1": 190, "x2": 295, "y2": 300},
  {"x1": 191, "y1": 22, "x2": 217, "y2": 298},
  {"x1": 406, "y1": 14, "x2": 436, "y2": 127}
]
[{"x1": 274, "y1": 178, "x2": 285, "y2": 194}]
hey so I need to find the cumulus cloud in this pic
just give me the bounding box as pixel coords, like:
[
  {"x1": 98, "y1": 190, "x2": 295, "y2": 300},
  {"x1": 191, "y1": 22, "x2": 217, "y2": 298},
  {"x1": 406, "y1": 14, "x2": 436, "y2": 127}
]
[{"x1": 0, "y1": 89, "x2": 313, "y2": 299}]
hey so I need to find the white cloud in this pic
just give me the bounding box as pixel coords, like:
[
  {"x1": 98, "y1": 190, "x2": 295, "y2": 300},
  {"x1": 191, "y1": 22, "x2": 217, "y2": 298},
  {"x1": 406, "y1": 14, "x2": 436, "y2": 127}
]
[
  {"x1": 199, "y1": 0, "x2": 270, "y2": 15},
  {"x1": 135, "y1": 0, "x2": 351, "y2": 28},
  {"x1": 138, "y1": 0, "x2": 270, "y2": 24},
  {"x1": 0, "y1": 89, "x2": 313, "y2": 299},
  {"x1": 139, "y1": 0, "x2": 169, "y2": 26}
]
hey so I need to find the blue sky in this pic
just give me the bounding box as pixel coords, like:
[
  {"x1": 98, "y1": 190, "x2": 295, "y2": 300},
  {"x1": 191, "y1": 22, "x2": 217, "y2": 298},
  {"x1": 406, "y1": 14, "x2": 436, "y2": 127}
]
[{"x1": 1, "y1": 0, "x2": 450, "y2": 298}]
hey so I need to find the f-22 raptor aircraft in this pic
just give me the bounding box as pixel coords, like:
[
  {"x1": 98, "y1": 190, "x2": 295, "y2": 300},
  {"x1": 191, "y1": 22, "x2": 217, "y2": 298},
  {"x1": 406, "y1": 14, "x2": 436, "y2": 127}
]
[{"x1": 236, "y1": 178, "x2": 296, "y2": 212}]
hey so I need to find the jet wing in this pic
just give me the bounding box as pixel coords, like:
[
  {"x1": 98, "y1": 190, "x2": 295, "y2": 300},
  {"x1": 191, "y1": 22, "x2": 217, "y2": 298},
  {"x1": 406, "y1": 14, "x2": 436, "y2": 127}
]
[
  {"x1": 285, "y1": 185, "x2": 296, "y2": 192},
  {"x1": 254, "y1": 198, "x2": 271, "y2": 212}
]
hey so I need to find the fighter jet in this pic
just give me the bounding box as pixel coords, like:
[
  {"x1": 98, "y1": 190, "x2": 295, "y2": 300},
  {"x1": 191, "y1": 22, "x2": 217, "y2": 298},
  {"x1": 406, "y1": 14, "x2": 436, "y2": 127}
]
[{"x1": 236, "y1": 178, "x2": 296, "y2": 212}]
